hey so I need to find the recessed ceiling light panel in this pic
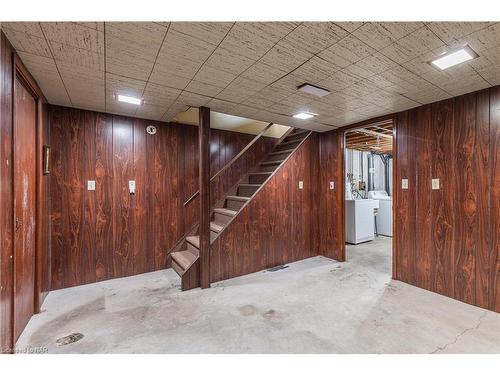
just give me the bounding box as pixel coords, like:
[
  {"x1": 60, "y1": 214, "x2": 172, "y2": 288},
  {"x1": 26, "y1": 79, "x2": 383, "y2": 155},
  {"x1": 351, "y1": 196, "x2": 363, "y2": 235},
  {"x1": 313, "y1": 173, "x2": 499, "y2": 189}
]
[
  {"x1": 293, "y1": 112, "x2": 317, "y2": 120},
  {"x1": 297, "y1": 83, "x2": 330, "y2": 97},
  {"x1": 116, "y1": 93, "x2": 144, "y2": 106},
  {"x1": 430, "y1": 45, "x2": 478, "y2": 70}
]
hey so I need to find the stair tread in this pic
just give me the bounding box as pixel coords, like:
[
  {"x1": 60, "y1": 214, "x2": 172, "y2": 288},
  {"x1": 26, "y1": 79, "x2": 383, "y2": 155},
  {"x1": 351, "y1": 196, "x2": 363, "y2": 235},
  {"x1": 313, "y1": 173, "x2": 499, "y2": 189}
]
[
  {"x1": 214, "y1": 207, "x2": 238, "y2": 216},
  {"x1": 186, "y1": 235, "x2": 200, "y2": 248},
  {"x1": 226, "y1": 195, "x2": 250, "y2": 202},
  {"x1": 279, "y1": 139, "x2": 301, "y2": 147},
  {"x1": 249, "y1": 172, "x2": 272, "y2": 175},
  {"x1": 171, "y1": 248, "x2": 199, "y2": 270},
  {"x1": 239, "y1": 183, "x2": 261, "y2": 187},
  {"x1": 260, "y1": 159, "x2": 285, "y2": 165},
  {"x1": 210, "y1": 222, "x2": 224, "y2": 233},
  {"x1": 270, "y1": 148, "x2": 294, "y2": 155}
]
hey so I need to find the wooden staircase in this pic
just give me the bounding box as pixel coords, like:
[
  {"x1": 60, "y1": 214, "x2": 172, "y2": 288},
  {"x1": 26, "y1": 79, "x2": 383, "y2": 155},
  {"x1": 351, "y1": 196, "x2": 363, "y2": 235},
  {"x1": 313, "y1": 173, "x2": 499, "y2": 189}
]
[{"x1": 169, "y1": 128, "x2": 310, "y2": 290}]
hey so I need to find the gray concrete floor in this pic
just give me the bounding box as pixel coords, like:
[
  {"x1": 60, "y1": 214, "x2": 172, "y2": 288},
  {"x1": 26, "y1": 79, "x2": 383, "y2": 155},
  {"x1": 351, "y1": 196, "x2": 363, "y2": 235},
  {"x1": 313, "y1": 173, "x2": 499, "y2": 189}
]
[{"x1": 17, "y1": 236, "x2": 499, "y2": 353}]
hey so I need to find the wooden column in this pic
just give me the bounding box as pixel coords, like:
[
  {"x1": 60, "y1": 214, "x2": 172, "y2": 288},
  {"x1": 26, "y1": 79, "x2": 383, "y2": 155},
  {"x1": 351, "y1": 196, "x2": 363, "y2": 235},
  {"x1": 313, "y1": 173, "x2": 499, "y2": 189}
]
[{"x1": 199, "y1": 106, "x2": 211, "y2": 288}]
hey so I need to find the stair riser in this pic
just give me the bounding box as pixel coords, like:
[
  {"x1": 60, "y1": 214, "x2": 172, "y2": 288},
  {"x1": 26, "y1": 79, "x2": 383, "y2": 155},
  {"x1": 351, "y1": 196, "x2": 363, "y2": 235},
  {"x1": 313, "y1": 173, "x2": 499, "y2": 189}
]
[
  {"x1": 237, "y1": 185, "x2": 260, "y2": 197},
  {"x1": 267, "y1": 152, "x2": 291, "y2": 161},
  {"x1": 284, "y1": 133, "x2": 306, "y2": 142},
  {"x1": 171, "y1": 259, "x2": 184, "y2": 276},
  {"x1": 260, "y1": 163, "x2": 280, "y2": 172},
  {"x1": 249, "y1": 174, "x2": 271, "y2": 184},
  {"x1": 225, "y1": 198, "x2": 246, "y2": 210},
  {"x1": 210, "y1": 230, "x2": 218, "y2": 241},
  {"x1": 214, "y1": 212, "x2": 233, "y2": 225},
  {"x1": 186, "y1": 242, "x2": 199, "y2": 253},
  {"x1": 277, "y1": 140, "x2": 300, "y2": 149}
]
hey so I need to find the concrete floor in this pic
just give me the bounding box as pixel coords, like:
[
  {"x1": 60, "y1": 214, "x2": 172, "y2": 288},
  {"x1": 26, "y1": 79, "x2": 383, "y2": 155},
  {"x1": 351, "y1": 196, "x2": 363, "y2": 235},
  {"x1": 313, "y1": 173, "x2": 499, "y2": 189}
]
[{"x1": 17, "y1": 236, "x2": 499, "y2": 353}]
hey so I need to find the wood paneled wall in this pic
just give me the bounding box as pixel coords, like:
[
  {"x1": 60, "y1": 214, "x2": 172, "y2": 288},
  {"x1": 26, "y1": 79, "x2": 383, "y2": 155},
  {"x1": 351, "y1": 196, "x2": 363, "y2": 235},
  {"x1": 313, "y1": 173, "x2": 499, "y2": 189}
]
[
  {"x1": 394, "y1": 86, "x2": 499, "y2": 312},
  {"x1": 319, "y1": 86, "x2": 499, "y2": 313},
  {"x1": 210, "y1": 134, "x2": 320, "y2": 282},
  {"x1": 318, "y1": 130, "x2": 345, "y2": 261},
  {"x1": 49, "y1": 105, "x2": 276, "y2": 290}
]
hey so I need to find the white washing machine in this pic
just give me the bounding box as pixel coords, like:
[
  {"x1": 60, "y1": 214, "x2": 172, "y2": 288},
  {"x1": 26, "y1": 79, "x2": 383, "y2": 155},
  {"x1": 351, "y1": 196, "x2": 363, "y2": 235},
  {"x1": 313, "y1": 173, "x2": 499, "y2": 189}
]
[
  {"x1": 345, "y1": 199, "x2": 379, "y2": 244},
  {"x1": 367, "y1": 190, "x2": 392, "y2": 237}
]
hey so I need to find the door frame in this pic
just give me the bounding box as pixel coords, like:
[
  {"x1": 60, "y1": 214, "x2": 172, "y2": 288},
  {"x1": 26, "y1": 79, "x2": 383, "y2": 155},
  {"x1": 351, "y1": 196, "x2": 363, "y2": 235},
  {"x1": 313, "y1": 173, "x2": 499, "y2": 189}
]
[
  {"x1": 339, "y1": 115, "x2": 397, "y2": 278},
  {"x1": 10, "y1": 54, "x2": 45, "y2": 345}
]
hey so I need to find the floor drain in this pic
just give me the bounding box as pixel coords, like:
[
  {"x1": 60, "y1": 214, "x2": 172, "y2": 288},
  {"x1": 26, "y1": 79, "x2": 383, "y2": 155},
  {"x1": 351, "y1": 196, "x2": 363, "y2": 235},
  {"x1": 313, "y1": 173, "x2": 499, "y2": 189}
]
[
  {"x1": 267, "y1": 265, "x2": 289, "y2": 272},
  {"x1": 56, "y1": 333, "x2": 84, "y2": 346}
]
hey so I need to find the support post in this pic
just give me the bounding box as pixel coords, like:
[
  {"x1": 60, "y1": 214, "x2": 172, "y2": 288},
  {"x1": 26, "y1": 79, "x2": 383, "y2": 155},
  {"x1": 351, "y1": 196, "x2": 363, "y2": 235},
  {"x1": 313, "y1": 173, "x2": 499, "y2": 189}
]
[{"x1": 199, "y1": 106, "x2": 211, "y2": 288}]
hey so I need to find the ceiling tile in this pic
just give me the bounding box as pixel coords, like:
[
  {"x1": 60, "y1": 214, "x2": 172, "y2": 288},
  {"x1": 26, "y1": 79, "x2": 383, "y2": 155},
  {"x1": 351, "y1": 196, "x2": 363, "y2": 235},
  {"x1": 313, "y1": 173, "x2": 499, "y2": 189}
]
[
  {"x1": 426, "y1": 22, "x2": 494, "y2": 44},
  {"x1": 260, "y1": 41, "x2": 313, "y2": 72},
  {"x1": 219, "y1": 22, "x2": 296, "y2": 60},
  {"x1": 206, "y1": 98, "x2": 238, "y2": 114},
  {"x1": 40, "y1": 22, "x2": 104, "y2": 54},
  {"x1": 2, "y1": 28, "x2": 52, "y2": 57},
  {"x1": 106, "y1": 73, "x2": 146, "y2": 109},
  {"x1": 318, "y1": 69, "x2": 361, "y2": 91},
  {"x1": 193, "y1": 65, "x2": 237, "y2": 88},
  {"x1": 135, "y1": 104, "x2": 167, "y2": 120},
  {"x1": 333, "y1": 22, "x2": 365, "y2": 33},
  {"x1": 275, "y1": 22, "x2": 348, "y2": 55},
  {"x1": 343, "y1": 52, "x2": 399, "y2": 79},
  {"x1": 177, "y1": 91, "x2": 211, "y2": 108},
  {"x1": 170, "y1": 22, "x2": 234, "y2": 45},
  {"x1": 162, "y1": 29, "x2": 218, "y2": 64},
  {"x1": 142, "y1": 82, "x2": 181, "y2": 107},
  {"x1": 2, "y1": 22, "x2": 44, "y2": 36},
  {"x1": 204, "y1": 47, "x2": 255, "y2": 75},
  {"x1": 105, "y1": 22, "x2": 167, "y2": 81},
  {"x1": 149, "y1": 54, "x2": 201, "y2": 87},
  {"x1": 185, "y1": 80, "x2": 224, "y2": 97},
  {"x1": 318, "y1": 34, "x2": 376, "y2": 68},
  {"x1": 50, "y1": 42, "x2": 104, "y2": 72},
  {"x1": 76, "y1": 22, "x2": 104, "y2": 32},
  {"x1": 352, "y1": 22, "x2": 424, "y2": 50},
  {"x1": 292, "y1": 56, "x2": 340, "y2": 84},
  {"x1": 380, "y1": 26, "x2": 445, "y2": 64},
  {"x1": 239, "y1": 61, "x2": 286, "y2": 84}
]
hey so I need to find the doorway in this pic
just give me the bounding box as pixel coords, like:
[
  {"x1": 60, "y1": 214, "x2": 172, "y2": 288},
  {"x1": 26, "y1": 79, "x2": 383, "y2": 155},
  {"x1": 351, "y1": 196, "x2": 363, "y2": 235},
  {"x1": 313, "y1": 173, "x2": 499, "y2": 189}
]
[
  {"x1": 342, "y1": 119, "x2": 394, "y2": 276},
  {"x1": 13, "y1": 71, "x2": 38, "y2": 342}
]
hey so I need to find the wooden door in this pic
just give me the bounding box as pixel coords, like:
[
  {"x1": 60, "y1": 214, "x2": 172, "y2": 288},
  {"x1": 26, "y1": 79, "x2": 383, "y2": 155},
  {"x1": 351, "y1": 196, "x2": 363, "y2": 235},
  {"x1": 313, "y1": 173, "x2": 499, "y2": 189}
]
[{"x1": 13, "y1": 77, "x2": 37, "y2": 342}]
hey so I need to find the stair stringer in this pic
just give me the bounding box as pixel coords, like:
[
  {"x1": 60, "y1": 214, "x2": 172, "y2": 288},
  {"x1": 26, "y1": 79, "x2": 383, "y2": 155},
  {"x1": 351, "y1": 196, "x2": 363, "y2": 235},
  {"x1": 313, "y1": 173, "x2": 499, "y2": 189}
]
[{"x1": 209, "y1": 132, "x2": 319, "y2": 283}]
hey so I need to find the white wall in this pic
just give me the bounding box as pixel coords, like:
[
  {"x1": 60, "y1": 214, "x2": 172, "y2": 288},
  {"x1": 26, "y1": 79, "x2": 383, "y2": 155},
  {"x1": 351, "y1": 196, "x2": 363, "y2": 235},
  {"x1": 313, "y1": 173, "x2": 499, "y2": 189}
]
[{"x1": 345, "y1": 148, "x2": 392, "y2": 196}]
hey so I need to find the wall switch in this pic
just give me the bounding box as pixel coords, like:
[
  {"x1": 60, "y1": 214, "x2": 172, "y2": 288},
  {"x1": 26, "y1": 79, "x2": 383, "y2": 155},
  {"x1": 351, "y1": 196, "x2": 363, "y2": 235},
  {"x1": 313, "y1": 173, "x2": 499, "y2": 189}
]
[
  {"x1": 298, "y1": 181, "x2": 303, "y2": 189},
  {"x1": 401, "y1": 178, "x2": 409, "y2": 190},
  {"x1": 329, "y1": 181, "x2": 335, "y2": 190},
  {"x1": 129, "y1": 180, "x2": 136, "y2": 194},
  {"x1": 432, "y1": 178, "x2": 440, "y2": 190},
  {"x1": 87, "y1": 180, "x2": 96, "y2": 191}
]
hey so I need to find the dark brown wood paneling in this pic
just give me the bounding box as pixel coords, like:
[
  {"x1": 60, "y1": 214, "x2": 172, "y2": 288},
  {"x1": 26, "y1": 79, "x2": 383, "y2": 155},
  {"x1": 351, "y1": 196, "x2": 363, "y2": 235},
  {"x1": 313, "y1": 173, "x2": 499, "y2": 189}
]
[
  {"x1": 320, "y1": 86, "x2": 499, "y2": 313},
  {"x1": 49, "y1": 106, "x2": 274, "y2": 290},
  {"x1": 489, "y1": 86, "x2": 500, "y2": 312},
  {"x1": 210, "y1": 134, "x2": 319, "y2": 283},
  {"x1": 318, "y1": 130, "x2": 344, "y2": 261}
]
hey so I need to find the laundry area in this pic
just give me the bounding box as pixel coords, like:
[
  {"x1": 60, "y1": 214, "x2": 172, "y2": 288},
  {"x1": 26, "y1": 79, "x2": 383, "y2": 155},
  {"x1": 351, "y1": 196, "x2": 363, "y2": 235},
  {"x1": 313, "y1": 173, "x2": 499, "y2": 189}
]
[{"x1": 344, "y1": 121, "x2": 393, "y2": 266}]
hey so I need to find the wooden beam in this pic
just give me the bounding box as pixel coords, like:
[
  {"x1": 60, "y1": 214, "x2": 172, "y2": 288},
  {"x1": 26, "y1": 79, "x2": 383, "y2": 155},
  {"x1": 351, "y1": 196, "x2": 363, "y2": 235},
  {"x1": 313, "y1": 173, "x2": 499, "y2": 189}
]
[{"x1": 199, "y1": 106, "x2": 211, "y2": 288}]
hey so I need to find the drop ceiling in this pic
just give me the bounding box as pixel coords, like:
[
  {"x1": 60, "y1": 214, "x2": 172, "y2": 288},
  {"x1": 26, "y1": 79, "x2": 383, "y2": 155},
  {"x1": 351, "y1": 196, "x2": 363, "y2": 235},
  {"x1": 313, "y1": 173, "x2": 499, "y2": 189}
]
[{"x1": 1, "y1": 22, "x2": 498, "y2": 132}]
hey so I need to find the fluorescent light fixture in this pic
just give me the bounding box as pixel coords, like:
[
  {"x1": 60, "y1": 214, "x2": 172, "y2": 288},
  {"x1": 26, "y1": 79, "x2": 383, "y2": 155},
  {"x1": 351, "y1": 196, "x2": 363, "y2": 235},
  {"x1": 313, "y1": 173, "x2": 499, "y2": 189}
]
[
  {"x1": 116, "y1": 94, "x2": 143, "y2": 106},
  {"x1": 293, "y1": 112, "x2": 317, "y2": 120},
  {"x1": 297, "y1": 83, "x2": 330, "y2": 97},
  {"x1": 430, "y1": 45, "x2": 478, "y2": 70}
]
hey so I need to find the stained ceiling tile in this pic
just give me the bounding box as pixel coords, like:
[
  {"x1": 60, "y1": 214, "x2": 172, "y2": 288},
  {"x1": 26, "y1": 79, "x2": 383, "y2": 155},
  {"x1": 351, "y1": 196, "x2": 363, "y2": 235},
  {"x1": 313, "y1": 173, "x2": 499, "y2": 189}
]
[{"x1": 40, "y1": 22, "x2": 104, "y2": 54}]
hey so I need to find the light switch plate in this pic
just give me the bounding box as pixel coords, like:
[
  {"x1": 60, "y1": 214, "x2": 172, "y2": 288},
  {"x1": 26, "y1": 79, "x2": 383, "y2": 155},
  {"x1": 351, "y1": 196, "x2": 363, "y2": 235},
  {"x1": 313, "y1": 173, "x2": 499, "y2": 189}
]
[
  {"x1": 129, "y1": 180, "x2": 136, "y2": 194},
  {"x1": 298, "y1": 181, "x2": 303, "y2": 189},
  {"x1": 87, "y1": 180, "x2": 96, "y2": 191},
  {"x1": 329, "y1": 181, "x2": 335, "y2": 190},
  {"x1": 432, "y1": 178, "x2": 440, "y2": 190},
  {"x1": 401, "y1": 178, "x2": 409, "y2": 190}
]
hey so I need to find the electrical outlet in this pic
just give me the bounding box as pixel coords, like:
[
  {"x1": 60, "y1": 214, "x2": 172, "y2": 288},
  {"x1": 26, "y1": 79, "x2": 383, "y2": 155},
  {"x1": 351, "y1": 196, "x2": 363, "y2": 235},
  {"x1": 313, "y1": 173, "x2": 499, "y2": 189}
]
[
  {"x1": 432, "y1": 178, "x2": 440, "y2": 190},
  {"x1": 401, "y1": 178, "x2": 408, "y2": 190},
  {"x1": 87, "y1": 180, "x2": 96, "y2": 191},
  {"x1": 329, "y1": 181, "x2": 335, "y2": 190},
  {"x1": 298, "y1": 181, "x2": 303, "y2": 189}
]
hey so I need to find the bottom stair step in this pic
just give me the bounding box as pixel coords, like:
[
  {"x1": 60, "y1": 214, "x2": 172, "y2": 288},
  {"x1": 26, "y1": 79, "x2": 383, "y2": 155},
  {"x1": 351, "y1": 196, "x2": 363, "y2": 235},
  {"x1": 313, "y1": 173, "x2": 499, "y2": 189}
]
[{"x1": 171, "y1": 247, "x2": 199, "y2": 275}]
